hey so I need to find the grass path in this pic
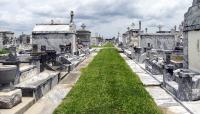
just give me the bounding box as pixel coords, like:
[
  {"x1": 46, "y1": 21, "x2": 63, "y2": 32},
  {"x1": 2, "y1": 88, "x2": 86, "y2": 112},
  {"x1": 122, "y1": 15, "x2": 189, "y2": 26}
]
[{"x1": 53, "y1": 48, "x2": 162, "y2": 114}]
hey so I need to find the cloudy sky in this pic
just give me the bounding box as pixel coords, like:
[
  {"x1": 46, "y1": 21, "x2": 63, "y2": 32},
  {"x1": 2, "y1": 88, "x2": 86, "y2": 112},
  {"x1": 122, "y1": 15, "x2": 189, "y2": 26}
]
[{"x1": 0, "y1": 0, "x2": 192, "y2": 37}]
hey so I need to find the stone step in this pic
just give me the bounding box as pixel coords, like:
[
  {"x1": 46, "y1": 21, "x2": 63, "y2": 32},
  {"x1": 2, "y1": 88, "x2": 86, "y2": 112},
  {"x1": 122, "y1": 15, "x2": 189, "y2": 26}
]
[
  {"x1": 24, "y1": 84, "x2": 71, "y2": 114},
  {"x1": 15, "y1": 71, "x2": 60, "y2": 100},
  {"x1": 124, "y1": 50, "x2": 132, "y2": 59},
  {"x1": 137, "y1": 73, "x2": 161, "y2": 86},
  {"x1": 0, "y1": 97, "x2": 35, "y2": 114},
  {"x1": 146, "y1": 87, "x2": 190, "y2": 114}
]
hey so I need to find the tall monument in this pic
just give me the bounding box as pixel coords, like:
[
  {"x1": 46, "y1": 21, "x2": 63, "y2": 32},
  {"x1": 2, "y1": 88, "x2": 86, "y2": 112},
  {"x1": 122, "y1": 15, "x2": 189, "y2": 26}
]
[{"x1": 70, "y1": 11, "x2": 74, "y2": 23}]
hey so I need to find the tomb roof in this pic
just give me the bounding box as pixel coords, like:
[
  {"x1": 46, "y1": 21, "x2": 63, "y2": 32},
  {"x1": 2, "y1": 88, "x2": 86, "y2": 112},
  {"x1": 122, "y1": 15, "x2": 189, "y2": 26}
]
[
  {"x1": 32, "y1": 24, "x2": 73, "y2": 34},
  {"x1": 140, "y1": 33, "x2": 174, "y2": 36},
  {"x1": 0, "y1": 29, "x2": 14, "y2": 34}
]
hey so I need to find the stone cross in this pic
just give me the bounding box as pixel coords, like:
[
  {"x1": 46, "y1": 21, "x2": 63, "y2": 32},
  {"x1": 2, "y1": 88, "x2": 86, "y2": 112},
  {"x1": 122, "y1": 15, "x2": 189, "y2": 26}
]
[{"x1": 81, "y1": 24, "x2": 86, "y2": 30}]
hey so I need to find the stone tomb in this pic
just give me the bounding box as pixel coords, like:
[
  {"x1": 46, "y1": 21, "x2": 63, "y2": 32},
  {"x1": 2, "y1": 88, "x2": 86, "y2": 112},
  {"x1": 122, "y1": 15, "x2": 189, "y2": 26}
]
[
  {"x1": 0, "y1": 89, "x2": 22, "y2": 109},
  {"x1": 0, "y1": 65, "x2": 22, "y2": 109},
  {"x1": 145, "y1": 49, "x2": 165, "y2": 75},
  {"x1": 129, "y1": 47, "x2": 147, "y2": 63},
  {"x1": 163, "y1": 0, "x2": 200, "y2": 101},
  {"x1": 15, "y1": 71, "x2": 60, "y2": 100},
  {"x1": 164, "y1": 67, "x2": 200, "y2": 101}
]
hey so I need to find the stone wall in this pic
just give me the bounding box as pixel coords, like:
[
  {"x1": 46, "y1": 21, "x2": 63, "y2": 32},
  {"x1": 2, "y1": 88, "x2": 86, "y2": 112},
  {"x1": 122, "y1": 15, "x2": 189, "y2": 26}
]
[
  {"x1": 0, "y1": 34, "x2": 3, "y2": 49},
  {"x1": 184, "y1": 3, "x2": 200, "y2": 31},
  {"x1": 0, "y1": 32, "x2": 14, "y2": 47},
  {"x1": 183, "y1": 32, "x2": 188, "y2": 69},
  {"x1": 140, "y1": 34, "x2": 175, "y2": 50},
  {"x1": 184, "y1": 0, "x2": 200, "y2": 71},
  {"x1": 187, "y1": 31, "x2": 200, "y2": 72},
  {"x1": 19, "y1": 65, "x2": 38, "y2": 82},
  {"x1": 90, "y1": 37, "x2": 98, "y2": 46},
  {"x1": 32, "y1": 33, "x2": 76, "y2": 54},
  {"x1": 122, "y1": 30, "x2": 140, "y2": 48},
  {"x1": 76, "y1": 30, "x2": 91, "y2": 46},
  {"x1": 90, "y1": 37, "x2": 102, "y2": 46}
]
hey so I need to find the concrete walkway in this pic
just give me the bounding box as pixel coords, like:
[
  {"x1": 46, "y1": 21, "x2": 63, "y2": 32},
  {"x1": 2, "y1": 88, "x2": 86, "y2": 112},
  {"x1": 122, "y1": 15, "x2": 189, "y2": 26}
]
[
  {"x1": 24, "y1": 52, "x2": 97, "y2": 114},
  {"x1": 182, "y1": 100, "x2": 200, "y2": 114},
  {"x1": 121, "y1": 53, "x2": 161, "y2": 86},
  {"x1": 120, "y1": 53, "x2": 190, "y2": 114}
]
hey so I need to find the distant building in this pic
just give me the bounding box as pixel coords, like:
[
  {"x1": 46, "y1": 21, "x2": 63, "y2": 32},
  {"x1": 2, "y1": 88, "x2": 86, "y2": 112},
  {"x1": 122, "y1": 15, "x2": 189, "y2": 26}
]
[
  {"x1": 90, "y1": 36, "x2": 103, "y2": 46},
  {"x1": 32, "y1": 11, "x2": 77, "y2": 54},
  {"x1": 76, "y1": 24, "x2": 91, "y2": 47},
  {"x1": 122, "y1": 21, "x2": 142, "y2": 48},
  {"x1": 105, "y1": 37, "x2": 115, "y2": 43},
  {"x1": 0, "y1": 31, "x2": 14, "y2": 48},
  {"x1": 122, "y1": 29, "x2": 141, "y2": 48},
  {"x1": 32, "y1": 23, "x2": 76, "y2": 54},
  {"x1": 18, "y1": 33, "x2": 31, "y2": 45},
  {"x1": 122, "y1": 21, "x2": 177, "y2": 51},
  {"x1": 16, "y1": 33, "x2": 32, "y2": 50}
]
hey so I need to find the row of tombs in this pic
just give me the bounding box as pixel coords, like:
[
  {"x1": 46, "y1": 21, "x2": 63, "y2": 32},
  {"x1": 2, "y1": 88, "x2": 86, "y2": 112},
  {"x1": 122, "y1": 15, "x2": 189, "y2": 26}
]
[
  {"x1": 0, "y1": 45, "x2": 95, "y2": 109},
  {"x1": 120, "y1": 0, "x2": 200, "y2": 101}
]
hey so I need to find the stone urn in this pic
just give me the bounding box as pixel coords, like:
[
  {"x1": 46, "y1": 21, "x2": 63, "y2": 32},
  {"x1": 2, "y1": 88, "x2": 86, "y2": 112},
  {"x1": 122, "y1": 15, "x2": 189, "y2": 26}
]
[{"x1": 0, "y1": 65, "x2": 17, "y2": 90}]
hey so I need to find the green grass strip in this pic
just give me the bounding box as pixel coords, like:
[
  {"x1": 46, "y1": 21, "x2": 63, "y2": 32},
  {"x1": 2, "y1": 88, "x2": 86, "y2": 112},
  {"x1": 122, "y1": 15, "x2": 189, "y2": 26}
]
[
  {"x1": 91, "y1": 42, "x2": 114, "y2": 48},
  {"x1": 54, "y1": 48, "x2": 162, "y2": 114},
  {"x1": 103, "y1": 42, "x2": 114, "y2": 47}
]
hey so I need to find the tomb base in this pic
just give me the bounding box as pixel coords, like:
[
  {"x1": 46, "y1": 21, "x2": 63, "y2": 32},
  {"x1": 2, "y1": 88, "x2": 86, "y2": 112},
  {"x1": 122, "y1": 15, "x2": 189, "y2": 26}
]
[{"x1": 0, "y1": 89, "x2": 22, "y2": 109}]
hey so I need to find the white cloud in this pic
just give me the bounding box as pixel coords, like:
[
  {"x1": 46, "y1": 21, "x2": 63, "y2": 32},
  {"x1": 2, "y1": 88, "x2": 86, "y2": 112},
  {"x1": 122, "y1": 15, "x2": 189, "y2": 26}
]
[{"x1": 0, "y1": 0, "x2": 193, "y2": 37}]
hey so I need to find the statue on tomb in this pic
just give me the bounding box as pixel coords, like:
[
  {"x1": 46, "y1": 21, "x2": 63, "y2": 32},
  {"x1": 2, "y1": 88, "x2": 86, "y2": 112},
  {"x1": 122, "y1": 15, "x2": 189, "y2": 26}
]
[
  {"x1": 193, "y1": 0, "x2": 200, "y2": 5},
  {"x1": 70, "y1": 11, "x2": 74, "y2": 23},
  {"x1": 184, "y1": 0, "x2": 200, "y2": 29}
]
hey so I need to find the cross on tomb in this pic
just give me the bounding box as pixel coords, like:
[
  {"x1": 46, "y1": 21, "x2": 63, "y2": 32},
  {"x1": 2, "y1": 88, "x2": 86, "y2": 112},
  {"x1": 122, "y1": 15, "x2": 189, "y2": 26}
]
[{"x1": 81, "y1": 24, "x2": 86, "y2": 30}]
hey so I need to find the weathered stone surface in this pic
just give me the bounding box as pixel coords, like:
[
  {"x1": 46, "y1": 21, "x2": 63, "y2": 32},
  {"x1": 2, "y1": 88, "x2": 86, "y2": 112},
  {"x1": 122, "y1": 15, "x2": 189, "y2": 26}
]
[
  {"x1": 0, "y1": 97, "x2": 34, "y2": 114},
  {"x1": 15, "y1": 71, "x2": 59, "y2": 100},
  {"x1": 184, "y1": 1, "x2": 200, "y2": 31},
  {"x1": 0, "y1": 89, "x2": 22, "y2": 109},
  {"x1": 183, "y1": 32, "x2": 188, "y2": 69},
  {"x1": 0, "y1": 31, "x2": 14, "y2": 49},
  {"x1": 140, "y1": 33, "x2": 175, "y2": 50},
  {"x1": 146, "y1": 87, "x2": 190, "y2": 114},
  {"x1": 193, "y1": 0, "x2": 200, "y2": 5},
  {"x1": 145, "y1": 59, "x2": 163, "y2": 75},
  {"x1": 164, "y1": 68, "x2": 200, "y2": 101},
  {"x1": 19, "y1": 65, "x2": 38, "y2": 82}
]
